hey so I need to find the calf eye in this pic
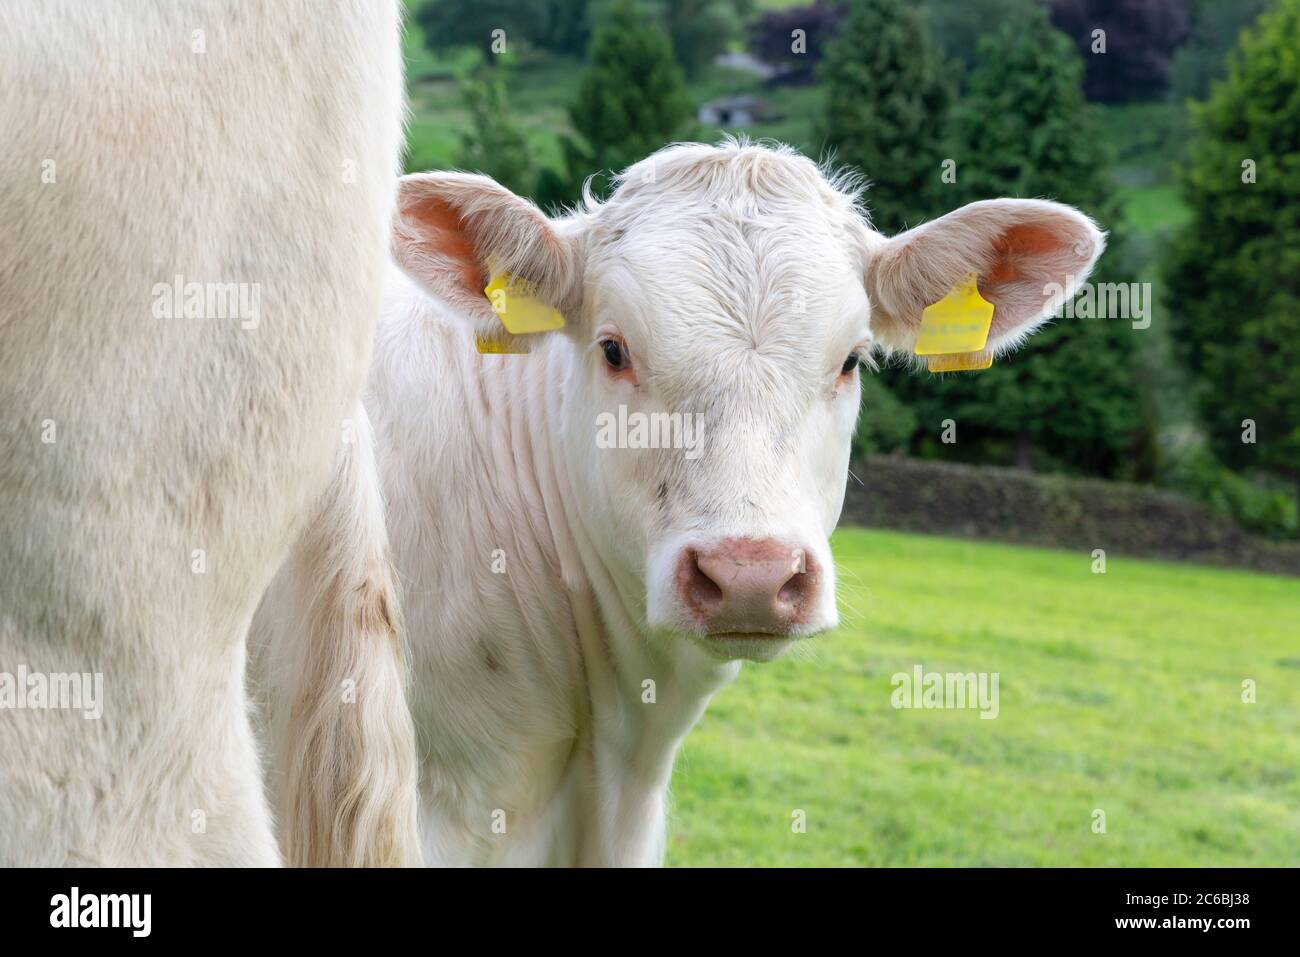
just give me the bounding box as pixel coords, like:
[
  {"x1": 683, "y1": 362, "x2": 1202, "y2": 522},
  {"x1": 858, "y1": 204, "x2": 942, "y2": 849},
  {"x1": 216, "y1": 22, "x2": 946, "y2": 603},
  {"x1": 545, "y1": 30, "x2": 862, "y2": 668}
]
[
  {"x1": 840, "y1": 353, "x2": 860, "y2": 376},
  {"x1": 601, "y1": 338, "x2": 629, "y2": 371}
]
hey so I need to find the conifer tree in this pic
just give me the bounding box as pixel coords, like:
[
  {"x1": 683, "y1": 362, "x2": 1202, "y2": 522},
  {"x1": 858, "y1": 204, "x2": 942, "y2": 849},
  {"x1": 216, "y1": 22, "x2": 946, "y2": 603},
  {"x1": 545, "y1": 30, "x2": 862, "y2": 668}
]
[
  {"x1": 555, "y1": 0, "x2": 693, "y2": 202},
  {"x1": 456, "y1": 69, "x2": 534, "y2": 197},
  {"x1": 1164, "y1": 0, "x2": 1300, "y2": 487},
  {"x1": 884, "y1": 7, "x2": 1146, "y2": 477},
  {"x1": 819, "y1": 0, "x2": 953, "y2": 234}
]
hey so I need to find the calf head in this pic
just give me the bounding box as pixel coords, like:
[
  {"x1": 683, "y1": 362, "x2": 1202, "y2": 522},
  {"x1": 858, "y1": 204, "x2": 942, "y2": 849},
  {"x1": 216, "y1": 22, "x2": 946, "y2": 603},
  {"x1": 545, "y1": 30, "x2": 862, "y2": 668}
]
[{"x1": 393, "y1": 142, "x2": 1103, "y2": 663}]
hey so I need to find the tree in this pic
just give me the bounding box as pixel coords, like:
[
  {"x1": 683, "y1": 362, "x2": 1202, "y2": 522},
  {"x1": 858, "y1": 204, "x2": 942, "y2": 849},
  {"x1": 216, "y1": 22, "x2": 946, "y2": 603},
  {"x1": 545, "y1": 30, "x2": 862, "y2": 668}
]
[
  {"x1": 1164, "y1": 0, "x2": 1300, "y2": 487},
  {"x1": 538, "y1": 0, "x2": 596, "y2": 59},
  {"x1": 414, "y1": 0, "x2": 595, "y2": 62},
  {"x1": 920, "y1": 0, "x2": 1042, "y2": 73},
  {"x1": 413, "y1": 0, "x2": 547, "y2": 63},
  {"x1": 884, "y1": 6, "x2": 1147, "y2": 478},
  {"x1": 1048, "y1": 0, "x2": 1190, "y2": 103},
  {"x1": 554, "y1": 0, "x2": 693, "y2": 202},
  {"x1": 653, "y1": 0, "x2": 746, "y2": 78},
  {"x1": 750, "y1": 1, "x2": 846, "y2": 83},
  {"x1": 1169, "y1": 0, "x2": 1271, "y2": 101},
  {"x1": 853, "y1": 376, "x2": 919, "y2": 460},
  {"x1": 455, "y1": 69, "x2": 535, "y2": 197},
  {"x1": 818, "y1": 0, "x2": 954, "y2": 235}
]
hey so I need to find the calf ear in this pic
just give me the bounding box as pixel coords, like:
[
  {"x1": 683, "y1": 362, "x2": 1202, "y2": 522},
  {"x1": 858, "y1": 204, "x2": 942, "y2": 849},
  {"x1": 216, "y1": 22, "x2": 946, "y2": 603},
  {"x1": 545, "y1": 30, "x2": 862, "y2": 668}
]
[
  {"x1": 864, "y1": 198, "x2": 1105, "y2": 356},
  {"x1": 392, "y1": 172, "x2": 582, "y2": 346}
]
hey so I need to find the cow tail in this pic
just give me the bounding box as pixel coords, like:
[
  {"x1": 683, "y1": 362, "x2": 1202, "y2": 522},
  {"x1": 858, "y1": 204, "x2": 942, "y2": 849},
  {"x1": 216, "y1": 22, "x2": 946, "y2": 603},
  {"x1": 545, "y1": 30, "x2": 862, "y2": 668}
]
[{"x1": 275, "y1": 403, "x2": 422, "y2": 866}]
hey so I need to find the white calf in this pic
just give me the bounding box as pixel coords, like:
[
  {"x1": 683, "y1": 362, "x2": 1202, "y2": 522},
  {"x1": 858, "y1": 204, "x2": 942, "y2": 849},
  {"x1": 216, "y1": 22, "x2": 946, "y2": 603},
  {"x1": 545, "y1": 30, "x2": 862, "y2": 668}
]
[
  {"x1": 260, "y1": 140, "x2": 1103, "y2": 866},
  {"x1": 0, "y1": 1, "x2": 417, "y2": 866}
]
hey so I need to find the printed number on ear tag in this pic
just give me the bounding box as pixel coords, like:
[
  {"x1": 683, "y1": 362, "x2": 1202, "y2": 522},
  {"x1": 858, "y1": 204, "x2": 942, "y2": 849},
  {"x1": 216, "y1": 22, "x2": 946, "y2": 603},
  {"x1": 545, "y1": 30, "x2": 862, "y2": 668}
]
[
  {"x1": 484, "y1": 272, "x2": 566, "y2": 336},
  {"x1": 926, "y1": 351, "x2": 992, "y2": 372},
  {"x1": 914, "y1": 273, "x2": 995, "y2": 356}
]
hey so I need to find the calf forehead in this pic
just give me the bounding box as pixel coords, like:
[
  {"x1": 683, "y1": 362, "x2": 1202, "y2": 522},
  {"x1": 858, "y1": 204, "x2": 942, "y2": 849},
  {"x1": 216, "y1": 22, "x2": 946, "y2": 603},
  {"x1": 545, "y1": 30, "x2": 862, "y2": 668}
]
[{"x1": 596, "y1": 207, "x2": 863, "y2": 346}]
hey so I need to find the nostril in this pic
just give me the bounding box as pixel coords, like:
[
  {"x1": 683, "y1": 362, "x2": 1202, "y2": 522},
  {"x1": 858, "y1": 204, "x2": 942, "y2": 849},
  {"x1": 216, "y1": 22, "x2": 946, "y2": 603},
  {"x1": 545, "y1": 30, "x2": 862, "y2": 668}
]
[
  {"x1": 677, "y1": 547, "x2": 724, "y2": 616},
  {"x1": 777, "y1": 572, "x2": 810, "y2": 610}
]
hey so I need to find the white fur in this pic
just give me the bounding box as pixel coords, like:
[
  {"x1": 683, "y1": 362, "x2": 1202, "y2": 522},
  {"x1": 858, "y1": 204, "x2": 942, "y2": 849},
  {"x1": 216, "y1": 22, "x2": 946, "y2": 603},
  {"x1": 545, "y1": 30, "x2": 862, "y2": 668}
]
[
  {"x1": 0, "y1": 1, "x2": 409, "y2": 865},
  {"x1": 263, "y1": 141, "x2": 1105, "y2": 867}
]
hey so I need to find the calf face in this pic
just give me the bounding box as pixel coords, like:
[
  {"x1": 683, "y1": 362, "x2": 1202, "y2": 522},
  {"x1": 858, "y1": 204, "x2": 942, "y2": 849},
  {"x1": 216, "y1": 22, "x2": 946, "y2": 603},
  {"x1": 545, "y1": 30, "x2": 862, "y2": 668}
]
[{"x1": 392, "y1": 142, "x2": 1103, "y2": 663}]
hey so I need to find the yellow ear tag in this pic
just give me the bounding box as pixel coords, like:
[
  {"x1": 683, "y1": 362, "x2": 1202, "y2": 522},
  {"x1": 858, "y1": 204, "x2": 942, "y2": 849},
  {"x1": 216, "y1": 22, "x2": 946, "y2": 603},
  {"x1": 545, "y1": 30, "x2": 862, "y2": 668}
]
[
  {"x1": 914, "y1": 273, "x2": 996, "y2": 372},
  {"x1": 483, "y1": 272, "x2": 566, "y2": 336},
  {"x1": 474, "y1": 334, "x2": 530, "y2": 355}
]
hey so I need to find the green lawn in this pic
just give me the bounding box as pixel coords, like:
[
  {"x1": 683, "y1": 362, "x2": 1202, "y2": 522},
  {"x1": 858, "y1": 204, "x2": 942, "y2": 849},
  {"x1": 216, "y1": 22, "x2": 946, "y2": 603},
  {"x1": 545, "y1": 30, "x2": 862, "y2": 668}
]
[
  {"x1": 1116, "y1": 183, "x2": 1193, "y2": 234},
  {"x1": 1100, "y1": 101, "x2": 1192, "y2": 234},
  {"x1": 666, "y1": 527, "x2": 1300, "y2": 866}
]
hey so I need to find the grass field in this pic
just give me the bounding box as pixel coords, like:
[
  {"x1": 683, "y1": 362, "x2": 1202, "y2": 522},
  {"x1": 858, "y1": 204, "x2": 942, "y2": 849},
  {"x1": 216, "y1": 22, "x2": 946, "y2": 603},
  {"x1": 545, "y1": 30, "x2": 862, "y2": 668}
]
[{"x1": 666, "y1": 527, "x2": 1300, "y2": 866}]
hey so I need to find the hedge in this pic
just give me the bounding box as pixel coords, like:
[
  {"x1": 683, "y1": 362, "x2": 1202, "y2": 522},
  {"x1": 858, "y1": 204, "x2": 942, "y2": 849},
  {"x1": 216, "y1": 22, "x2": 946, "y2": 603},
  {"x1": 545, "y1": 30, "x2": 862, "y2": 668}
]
[{"x1": 843, "y1": 456, "x2": 1300, "y2": 577}]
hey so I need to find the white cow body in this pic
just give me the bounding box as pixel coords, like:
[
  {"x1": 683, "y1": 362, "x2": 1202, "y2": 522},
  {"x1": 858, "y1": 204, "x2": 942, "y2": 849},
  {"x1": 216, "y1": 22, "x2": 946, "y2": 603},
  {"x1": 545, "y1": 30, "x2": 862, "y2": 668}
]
[
  {"x1": 369, "y1": 268, "x2": 744, "y2": 866},
  {"x1": 0, "y1": 1, "x2": 415, "y2": 866},
  {"x1": 257, "y1": 141, "x2": 1104, "y2": 866}
]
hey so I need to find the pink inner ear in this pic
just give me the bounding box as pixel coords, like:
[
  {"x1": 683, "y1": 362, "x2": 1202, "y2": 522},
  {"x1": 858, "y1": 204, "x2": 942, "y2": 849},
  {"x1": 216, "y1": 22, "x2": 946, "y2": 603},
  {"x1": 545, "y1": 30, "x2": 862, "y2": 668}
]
[
  {"x1": 977, "y1": 221, "x2": 1081, "y2": 338},
  {"x1": 407, "y1": 194, "x2": 485, "y2": 297},
  {"x1": 977, "y1": 222, "x2": 1081, "y2": 341},
  {"x1": 985, "y1": 223, "x2": 1064, "y2": 285}
]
